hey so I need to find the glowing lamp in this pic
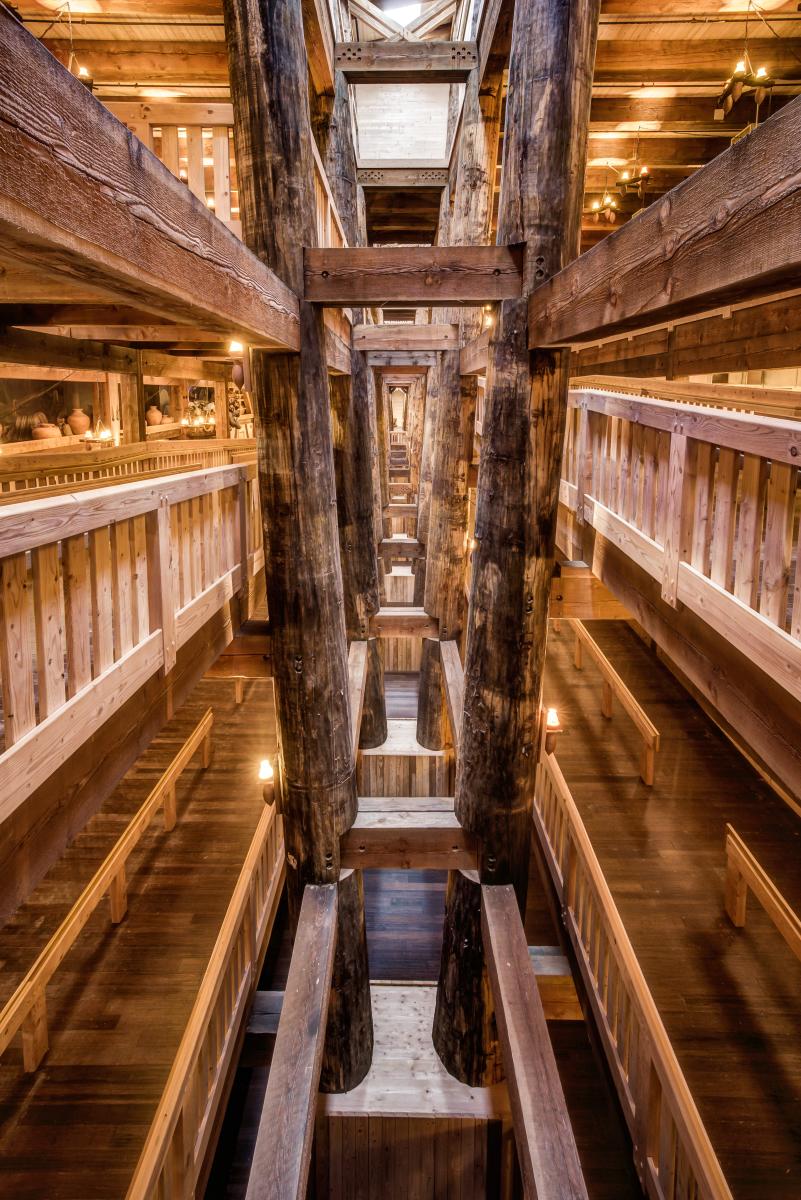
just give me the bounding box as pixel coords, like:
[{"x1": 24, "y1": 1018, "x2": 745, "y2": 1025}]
[
  {"x1": 544, "y1": 707, "x2": 563, "y2": 755},
  {"x1": 259, "y1": 758, "x2": 275, "y2": 805}
]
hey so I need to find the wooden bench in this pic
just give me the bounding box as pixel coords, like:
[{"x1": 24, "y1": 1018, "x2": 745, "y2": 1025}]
[
  {"x1": 569, "y1": 619, "x2": 660, "y2": 785},
  {"x1": 724, "y1": 825, "x2": 801, "y2": 962},
  {"x1": 0, "y1": 709, "x2": 213, "y2": 1072}
]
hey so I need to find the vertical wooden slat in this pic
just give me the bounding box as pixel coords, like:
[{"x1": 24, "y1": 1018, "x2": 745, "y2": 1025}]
[
  {"x1": 212, "y1": 125, "x2": 232, "y2": 221},
  {"x1": 161, "y1": 124, "x2": 180, "y2": 175},
  {"x1": 0, "y1": 552, "x2": 36, "y2": 745},
  {"x1": 690, "y1": 442, "x2": 715, "y2": 574},
  {"x1": 661, "y1": 432, "x2": 690, "y2": 607},
  {"x1": 131, "y1": 514, "x2": 150, "y2": 645},
  {"x1": 709, "y1": 448, "x2": 738, "y2": 590},
  {"x1": 111, "y1": 520, "x2": 135, "y2": 658},
  {"x1": 63, "y1": 534, "x2": 92, "y2": 698},
  {"x1": 90, "y1": 527, "x2": 114, "y2": 674},
  {"x1": 760, "y1": 462, "x2": 796, "y2": 628},
  {"x1": 32, "y1": 543, "x2": 66, "y2": 719},
  {"x1": 146, "y1": 499, "x2": 177, "y2": 676},
  {"x1": 186, "y1": 126, "x2": 205, "y2": 201},
  {"x1": 733, "y1": 453, "x2": 768, "y2": 609}
]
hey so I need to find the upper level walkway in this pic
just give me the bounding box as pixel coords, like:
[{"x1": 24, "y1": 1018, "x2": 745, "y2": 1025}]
[{"x1": 544, "y1": 619, "x2": 801, "y2": 1200}]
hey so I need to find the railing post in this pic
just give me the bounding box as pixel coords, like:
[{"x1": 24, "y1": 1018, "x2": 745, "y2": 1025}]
[
  {"x1": 724, "y1": 842, "x2": 748, "y2": 926},
  {"x1": 146, "y1": 497, "x2": 177, "y2": 676},
  {"x1": 109, "y1": 865, "x2": 128, "y2": 924},
  {"x1": 163, "y1": 784, "x2": 178, "y2": 832},
  {"x1": 575, "y1": 400, "x2": 592, "y2": 526},
  {"x1": 661, "y1": 431, "x2": 697, "y2": 608},
  {"x1": 237, "y1": 474, "x2": 250, "y2": 622},
  {"x1": 21, "y1": 988, "x2": 49, "y2": 1073}
]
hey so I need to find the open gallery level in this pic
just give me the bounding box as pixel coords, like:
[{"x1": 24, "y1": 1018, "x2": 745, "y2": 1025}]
[{"x1": 0, "y1": 0, "x2": 799, "y2": 1196}]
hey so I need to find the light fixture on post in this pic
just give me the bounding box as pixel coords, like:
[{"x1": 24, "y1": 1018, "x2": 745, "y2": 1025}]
[
  {"x1": 259, "y1": 758, "x2": 275, "y2": 806},
  {"x1": 543, "y1": 707, "x2": 563, "y2": 755}
]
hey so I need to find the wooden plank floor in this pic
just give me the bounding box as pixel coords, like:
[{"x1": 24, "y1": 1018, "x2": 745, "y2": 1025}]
[
  {"x1": 0, "y1": 676, "x2": 276, "y2": 1200},
  {"x1": 545, "y1": 621, "x2": 801, "y2": 1200}
]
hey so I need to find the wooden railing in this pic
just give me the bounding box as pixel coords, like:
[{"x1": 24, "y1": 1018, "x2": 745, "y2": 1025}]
[
  {"x1": 0, "y1": 709, "x2": 213, "y2": 1072},
  {"x1": 0, "y1": 439, "x2": 256, "y2": 502},
  {"x1": 0, "y1": 463, "x2": 263, "y2": 820},
  {"x1": 533, "y1": 750, "x2": 732, "y2": 1200},
  {"x1": 724, "y1": 825, "x2": 801, "y2": 961},
  {"x1": 347, "y1": 640, "x2": 369, "y2": 757},
  {"x1": 126, "y1": 803, "x2": 285, "y2": 1200},
  {"x1": 560, "y1": 386, "x2": 801, "y2": 707},
  {"x1": 569, "y1": 619, "x2": 660, "y2": 785}
]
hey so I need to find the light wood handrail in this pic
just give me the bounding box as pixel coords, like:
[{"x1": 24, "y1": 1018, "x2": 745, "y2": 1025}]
[
  {"x1": 440, "y1": 639, "x2": 464, "y2": 755},
  {"x1": 347, "y1": 640, "x2": 369, "y2": 758},
  {"x1": 0, "y1": 709, "x2": 214, "y2": 1073},
  {"x1": 570, "y1": 620, "x2": 660, "y2": 785},
  {"x1": 724, "y1": 825, "x2": 801, "y2": 961},
  {"x1": 126, "y1": 802, "x2": 284, "y2": 1200},
  {"x1": 533, "y1": 751, "x2": 732, "y2": 1200}
]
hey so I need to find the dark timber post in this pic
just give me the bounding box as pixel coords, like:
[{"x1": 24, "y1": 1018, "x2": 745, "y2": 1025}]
[
  {"x1": 433, "y1": 0, "x2": 601, "y2": 1085},
  {"x1": 416, "y1": 38, "x2": 503, "y2": 750},
  {"x1": 222, "y1": 0, "x2": 372, "y2": 1091},
  {"x1": 314, "y1": 71, "x2": 388, "y2": 750}
]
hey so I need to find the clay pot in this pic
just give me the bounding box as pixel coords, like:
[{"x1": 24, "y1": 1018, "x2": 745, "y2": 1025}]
[
  {"x1": 145, "y1": 405, "x2": 164, "y2": 426},
  {"x1": 66, "y1": 407, "x2": 91, "y2": 436},
  {"x1": 232, "y1": 361, "x2": 245, "y2": 388},
  {"x1": 32, "y1": 423, "x2": 61, "y2": 440}
]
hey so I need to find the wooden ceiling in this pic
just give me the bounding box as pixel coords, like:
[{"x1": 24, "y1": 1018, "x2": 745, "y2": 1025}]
[{"x1": 15, "y1": 0, "x2": 801, "y2": 248}]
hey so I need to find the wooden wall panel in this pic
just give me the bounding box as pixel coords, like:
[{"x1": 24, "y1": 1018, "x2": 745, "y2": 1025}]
[{"x1": 312, "y1": 1113, "x2": 501, "y2": 1199}]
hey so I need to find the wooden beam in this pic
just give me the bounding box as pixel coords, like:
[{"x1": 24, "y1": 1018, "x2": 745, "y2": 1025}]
[
  {"x1": 302, "y1": 0, "x2": 336, "y2": 94},
  {"x1": 366, "y1": 353, "x2": 435, "y2": 370},
  {"x1": 370, "y1": 607, "x2": 438, "y2": 638},
  {"x1": 476, "y1": 0, "x2": 514, "y2": 85},
  {"x1": 460, "y1": 329, "x2": 489, "y2": 375},
  {"x1": 379, "y1": 536, "x2": 424, "y2": 558},
  {"x1": 44, "y1": 40, "x2": 228, "y2": 85},
  {"x1": 335, "y1": 40, "x2": 478, "y2": 83},
  {"x1": 305, "y1": 246, "x2": 522, "y2": 305},
  {"x1": 347, "y1": 641, "x2": 369, "y2": 759},
  {"x1": 245, "y1": 885, "x2": 337, "y2": 1200},
  {"x1": 348, "y1": 0, "x2": 412, "y2": 39},
  {"x1": 482, "y1": 885, "x2": 589, "y2": 1200},
  {"x1": 592, "y1": 39, "x2": 801, "y2": 85},
  {"x1": 0, "y1": 328, "x2": 138, "y2": 375},
  {"x1": 529, "y1": 97, "x2": 801, "y2": 346},
  {"x1": 440, "y1": 640, "x2": 464, "y2": 755},
  {"x1": 405, "y1": 0, "x2": 458, "y2": 37},
  {"x1": 0, "y1": 15, "x2": 299, "y2": 351},
  {"x1": 340, "y1": 799, "x2": 476, "y2": 870},
  {"x1": 354, "y1": 323, "x2": 459, "y2": 351},
  {"x1": 571, "y1": 292, "x2": 801, "y2": 377},
  {"x1": 357, "y1": 166, "x2": 449, "y2": 188},
  {"x1": 550, "y1": 562, "x2": 630, "y2": 619}
]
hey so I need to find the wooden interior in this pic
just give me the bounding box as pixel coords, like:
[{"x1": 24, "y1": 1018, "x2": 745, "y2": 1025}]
[{"x1": 1, "y1": 0, "x2": 800, "y2": 1196}]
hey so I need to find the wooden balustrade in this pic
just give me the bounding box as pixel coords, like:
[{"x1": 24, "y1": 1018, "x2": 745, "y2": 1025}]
[
  {"x1": 126, "y1": 802, "x2": 285, "y2": 1200},
  {"x1": 0, "y1": 709, "x2": 214, "y2": 1073},
  {"x1": 724, "y1": 825, "x2": 801, "y2": 962},
  {"x1": 0, "y1": 439, "x2": 256, "y2": 502},
  {"x1": 533, "y1": 751, "x2": 732, "y2": 1200},
  {"x1": 560, "y1": 386, "x2": 801, "y2": 707},
  {"x1": 0, "y1": 464, "x2": 264, "y2": 821},
  {"x1": 569, "y1": 619, "x2": 660, "y2": 785}
]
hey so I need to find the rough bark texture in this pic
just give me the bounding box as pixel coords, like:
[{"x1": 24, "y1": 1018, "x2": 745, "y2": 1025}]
[
  {"x1": 316, "y1": 71, "x2": 387, "y2": 747},
  {"x1": 222, "y1": 0, "x2": 372, "y2": 1090},
  {"x1": 417, "y1": 65, "x2": 501, "y2": 745},
  {"x1": 434, "y1": 0, "x2": 600, "y2": 1086}
]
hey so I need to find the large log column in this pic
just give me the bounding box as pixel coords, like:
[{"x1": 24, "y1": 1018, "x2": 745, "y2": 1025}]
[
  {"x1": 222, "y1": 0, "x2": 372, "y2": 1090},
  {"x1": 315, "y1": 72, "x2": 387, "y2": 750},
  {"x1": 434, "y1": 0, "x2": 600, "y2": 1085},
  {"x1": 416, "y1": 59, "x2": 502, "y2": 749}
]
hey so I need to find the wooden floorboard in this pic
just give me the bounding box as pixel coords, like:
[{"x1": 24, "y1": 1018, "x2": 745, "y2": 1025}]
[
  {"x1": 0, "y1": 677, "x2": 277, "y2": 1200},
  {"x1": 545, "y1": 620, "x2": 801, "y2": 1200}
]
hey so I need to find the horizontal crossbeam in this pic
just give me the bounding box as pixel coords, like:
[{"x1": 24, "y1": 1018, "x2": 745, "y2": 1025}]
[
  {"x1": 341, "y1": 798, "x2": 476, "y2": 869},
  {"x1": 335, "y1": 41, "x2": 477, "y2": 83},
  {"x1": 305, "y1": 246, "x2": 522, "y2": 306}
]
